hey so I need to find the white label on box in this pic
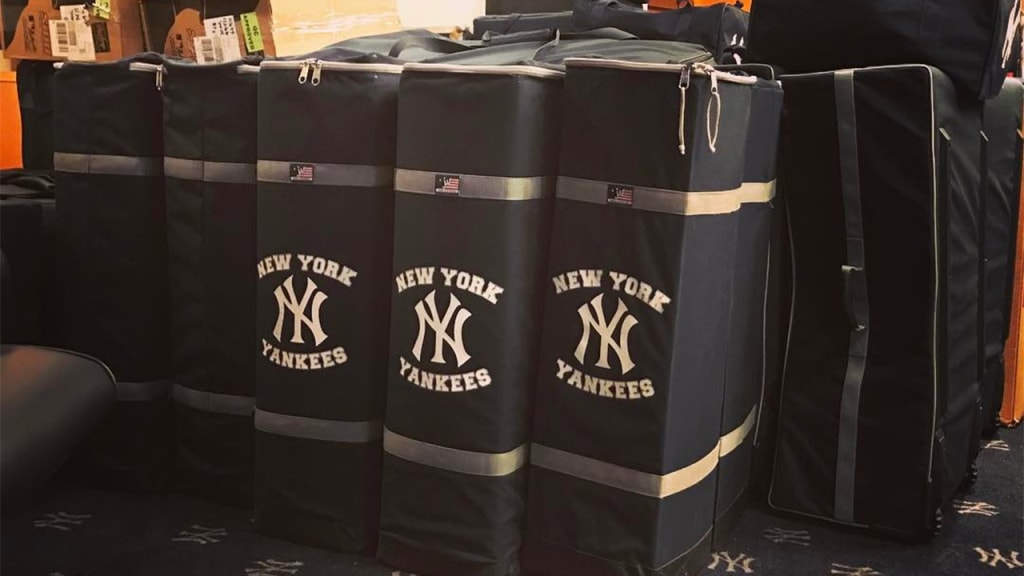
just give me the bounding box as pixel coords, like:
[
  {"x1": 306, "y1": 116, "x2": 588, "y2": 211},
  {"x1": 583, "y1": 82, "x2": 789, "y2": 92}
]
[
  {"x1": 49, "y1": 19, "x2": 96, "y2": 61},
  {"x1": 201, "y1": 15, "x2": 242, "y2": 62},
  {"x1": 194, "y1": 36, "x2": 224, "y2": 64},
  {"x1": 59, "y1": 5, "x2": 91, "y2": 23}
]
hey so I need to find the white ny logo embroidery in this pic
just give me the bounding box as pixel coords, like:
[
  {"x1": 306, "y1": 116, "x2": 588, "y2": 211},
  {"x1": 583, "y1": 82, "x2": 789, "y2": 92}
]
[
  {"x1": 762, "y1": 527, "x2": 811, "y2": 546},
  {"x1": 171, "y1": 525, "x2": 227, "y2": 544},
  {"x1": 412, "y1": 290, "x2": 472, "y2": 368},
  {"x1": 830, "y1": 564, "x2": 882, "y2": 576},
  {"x1": 708, "y1": 551, "x2": 756, "y2": 574},
  {"x1": 33, "y1": 512, "x2": 92, "y2": 531},
  {"x1": 974, "y1": 548, "x2": 1024, "y2": 569},
  {"x1": 245, "y1": 559, "x2": 304, "y2": 575},
  {"x1": 953, "y1": 500, "x2": 1000, "y2": 517},
  {"x1": 273, "y1": 275, "x2": 328, "y2": 346},
  {"x1": 984, "y1": 439, "x2": 1010, "y2": 452},
  {"x1": 576, "y1": 294, "x2": 638, "y2": 374}
]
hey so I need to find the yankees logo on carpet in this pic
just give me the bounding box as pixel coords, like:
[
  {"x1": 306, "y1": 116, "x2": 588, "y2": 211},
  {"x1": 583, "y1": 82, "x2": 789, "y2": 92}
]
[
  {"x1": 257, "y1": 253, "x2": 356, "y2": 371},
  {"x1": 394, "y1": 266, "x2": 503, "y2": 393},
  {"x1": 550, "y1": 269, "x2": 670, "y2": 400}
]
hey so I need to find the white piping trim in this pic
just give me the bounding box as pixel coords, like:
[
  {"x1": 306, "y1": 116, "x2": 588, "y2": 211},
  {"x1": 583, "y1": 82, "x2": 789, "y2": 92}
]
[
  {"x1": 402, "y1": 62, "x2": 564, "y2": 79},
  {"x1": 237, "y1": 64, "x2": 261, "y2": 74},
  {"x1": 260, "y1": 60, "x2": 404, "y2": 74},
  {"x1": 563, "y1": 58, "x2": 758, "y2": 85},
  {"x1": 927, "y1": 67, "x2": 939, "y2": 486},
  {"x1": 128, "y1": 62, "x2": 164, "y2": 73}
]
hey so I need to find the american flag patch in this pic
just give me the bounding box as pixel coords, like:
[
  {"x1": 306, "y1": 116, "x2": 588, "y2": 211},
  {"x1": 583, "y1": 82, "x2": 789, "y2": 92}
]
[
  {"x1": 435, "y1": 174, "x2": 461, "y2": 195},
  {"x1": 289, "y1": 163, "x2": 315, "y2": 183},
  {"x1": 607, "y1": 184, "x2": 635, "y2": 206}
]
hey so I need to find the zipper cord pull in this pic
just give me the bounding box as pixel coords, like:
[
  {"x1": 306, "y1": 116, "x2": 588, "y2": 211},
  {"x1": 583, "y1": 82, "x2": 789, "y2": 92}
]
[
  {"x1": 678, "y1": 65, "x2": 690, "y2": 155},
  {"x1": 311, "y1": 60, "x2": 323, "y2": 86},
  {"x1": 707, "y1": 71, "x2": 721, "y2": 153},
  {"x1": 298, "y1": 59, "x2": 311, "y2": 84},
  {"x1": 155, "y1": 67, "x2": 164, "y2": 91}
]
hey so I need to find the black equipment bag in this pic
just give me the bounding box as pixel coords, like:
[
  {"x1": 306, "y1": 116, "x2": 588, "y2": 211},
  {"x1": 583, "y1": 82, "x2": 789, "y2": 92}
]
[
  {"x1": 53, "y1": 55, "x2": 173, "y2": 490},
  {"x1": 379, "y1": 61, "x2": 563, "y2": 576},
  {"x1": 254, "y1": 50, "x2": 402, "y2": 552},
  {"x1": 0, "y1": 183, "x2": 56, "y2": 346},
  {"x1": 161, "y1": 58, "x2": 261, "y2": 507},
  {"x1": 979, "y1": 79, "x2": 1024, "y2": 436},
  {"x1": 572, "y1": 0, "x2": 748, "y2": 64},
  {"x1": 471, "y1": 12, "x2": 574, "y2": 39},
  {"x1": 711, "y1": 63, "x2": 783, "y2": 544},
  {"x1": 525, "y1": 59, "x2": 769, "y2": 576},
  {"x1": 488, "y1": 0, "x2": 575, "y2": 14},
  {"x1": 769, "y1": 66, "x2": 983, "y2": 538},
  {"x1": 748, "y1": 0, "x2": 1020, "y2": 100}
]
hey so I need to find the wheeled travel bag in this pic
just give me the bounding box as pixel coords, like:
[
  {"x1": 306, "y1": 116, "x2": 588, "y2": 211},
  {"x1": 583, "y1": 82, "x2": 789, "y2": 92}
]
[
  {"x1": 161, "y1": 58, "x2": 261, "y2": 506},
  {"x1": 980, "y1": 78, "x2": 1024, "y2": 435},
  {"x1": 572, "y1": 0, "x2": 748, "y2": 63},
  {"x1": 525, "y1": 59, "x2": 770, "y2": 576},
  {"x1": 378, "y1": 40, "x2": 713, "y2": 576},
  {"x1": 254, "y1": 50, "x2": 401, "y2": 552},
  {"x1": 53, "y1": 55, "x2": 173, "y2": 490},
  {"x1": 769, "y1": 65, "x2": 984, "y2": 538},
  {"x1": 747, "y1": 0, "x2": 1020, "y2": 100}
]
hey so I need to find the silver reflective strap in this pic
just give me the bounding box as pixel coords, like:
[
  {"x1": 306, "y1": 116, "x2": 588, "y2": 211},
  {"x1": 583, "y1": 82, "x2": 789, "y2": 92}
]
[
  {"x1": 254, "y1": 409, "x2": 382, "y2": 443},
  {"x1": 257, "y1": 160, "x2": 393, "y2": 188},
  {"x1": 172, "y1": 384, "x2": 254, "y2": 416},
  {"x1": 164, "y1": 157, "x2": 256, "y2": 184},
  {"x1": 834, "y1": 69, "x2": 869, "y2": 524},
  {"x1": 395, "y1": 168, "x2": 553, "y2": 201},
  {"x1": 557, "y1": 176, "x2": 753, "y2": 216},
  {"x1": 531, "y1": 442, "x2": 719, "y2": 499},
  {"x1": 114, "y1": 379, "x2": 172, "y2": 402},
  {"x1": 383, "y1": 428, "x2": 528, "y2": 477},
  {"x1": 719, "y1": 405, "x2": 757, "y2": 458},
  {"x1": 54, "y1": 153, "x2": 161, "y2": 176}
]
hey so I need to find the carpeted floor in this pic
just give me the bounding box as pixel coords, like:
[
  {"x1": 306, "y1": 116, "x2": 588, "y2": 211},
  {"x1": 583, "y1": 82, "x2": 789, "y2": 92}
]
[{"x1": 4, "y1": 425, "x2": 1021, "y2": 576}]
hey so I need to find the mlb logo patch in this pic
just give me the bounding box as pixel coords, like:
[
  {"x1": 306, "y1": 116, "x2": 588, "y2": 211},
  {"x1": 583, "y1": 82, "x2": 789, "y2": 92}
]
[
  {"x1": 289, "y1": 163, "x2": 315, "y2": 183},
  {"x1": 607, "y1": 184, "x2": 634, "y2": 206},
  {"x1": 435, "y1": 174, "x2": 462, "y2": 195}
]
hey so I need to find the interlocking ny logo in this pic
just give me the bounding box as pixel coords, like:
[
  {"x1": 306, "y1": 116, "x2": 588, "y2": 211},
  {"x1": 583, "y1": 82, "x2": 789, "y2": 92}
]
[
  {"x1": 707, "y1": 552, "x2": 755, "y2": 574},
  {"x1": 975, "y1": 548, "x2": 1024, "y2": 569},
  {"x1": 576, "y1": 294, "x2": 638, "y2": 375},
  {"x1": 763, "y1": 527, "x2": 811, "y2": 546},
  {"x1": 172, "y1": 525, "x2": 227, "y2": 544},
  {"x1": 413, "y1": 290, "x2": 472, "y2": 368},
  {"x1": 33, "y1": 512, "x2": 92, "y2": 531},
  {"x1": 831, "y1": 564, "x2": 882, "y2": 576},
  {"x1": 273, "y1": 275, "x2": 328, "y2": 346},
  {"x1": 954, "y1": 500, "x2": 1000, "y2": 517},
  {"x1": 984, "y1": 439, "x2": 1010, "y2": 452},
  {"x1": 245, "y1": 559, "x2": 303, "y2": 576}
]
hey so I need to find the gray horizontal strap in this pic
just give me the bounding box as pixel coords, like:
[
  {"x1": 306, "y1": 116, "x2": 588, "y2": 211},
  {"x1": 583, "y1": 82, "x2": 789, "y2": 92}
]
[
  {"x1": 531, "y1": 441, "x2": 719, "y2": 499},
  {"x1": 115, "y1": 379, "x2": 173, "y2": 402},
  {"x1": 164, "y1": 157, "x2": 256, "y2": 184},
  {"x1": 172, "y1": 384, "x2": 254, "y2": 416},
  {"x1": 395, "y1": 168, "x2": 553, "y2": 201},
  {"x1": 257, "y1": 160, "x2": 393, "y2": 187},
  {"x1": 557, "y1": 177, "x2": 776, "y2": 216},
  {"x1": 254, "y1": 408, "x2": 382, "y2": 443},
  {"x1": 54, "y1": 152, "x2": 161, "y2": 176},
  {"x1": 719, "y1": 405, "x2": 757, "y2": 458},
  {"x1": 383, "y1": 428, "x2": 528, "y2": 477}
]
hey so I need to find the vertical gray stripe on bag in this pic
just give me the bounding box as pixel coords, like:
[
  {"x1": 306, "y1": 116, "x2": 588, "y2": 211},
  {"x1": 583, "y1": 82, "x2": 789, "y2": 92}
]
[{"x1": 834, "y1": 70, "x2": 870, "y2": 523}]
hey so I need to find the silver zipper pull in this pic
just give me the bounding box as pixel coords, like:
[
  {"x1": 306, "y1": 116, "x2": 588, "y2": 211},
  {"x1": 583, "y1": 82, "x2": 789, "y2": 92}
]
[
  {"x1": 311, "y1": 60, "x2": 323, "y2": 86},
  {"x1": 298, "y1": 59, "x2": 312, "y2": 84},
  {"x1": 678, "y1": 65, "x2": 691, "y2": 155},
  {"x1": 155, "y1": 67, "x2": 164, "y2": 91}
]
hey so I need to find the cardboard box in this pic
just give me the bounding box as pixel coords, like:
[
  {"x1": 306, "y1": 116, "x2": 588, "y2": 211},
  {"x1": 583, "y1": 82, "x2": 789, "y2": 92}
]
[
  {"x1": 1, "y1": 0, "x2": 144, "y2": 62},
  {"x1": 140, "y1": 0, "x2": 276, "y2": 60}
]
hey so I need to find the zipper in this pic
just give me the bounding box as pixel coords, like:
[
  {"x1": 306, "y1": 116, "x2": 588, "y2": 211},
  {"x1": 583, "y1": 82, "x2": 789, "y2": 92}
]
[
  {"x1": 564, "y1": 57, "x2": 758, "y2": 85},
  {"x1": 403, "y1": 63, "x2": 564, "y2": 79},
  {"x1": 677, "y1": 66, "x2": 690, "y2": 155},
  {"x1": 676, "y1": 62, "x2": 724, "y2": 156},
  {"x1": 310, "y1": 60, "x2": 323, "y2": 86},
  {"x1": 260, "y1": 60, "x2": 404, "y2": 75},
  {"x1": 297, "y1": 58, "x2": 315, "y2": 84},
  {"x1": 129, "y1": 62, "x2": 165, "y2": 90}
]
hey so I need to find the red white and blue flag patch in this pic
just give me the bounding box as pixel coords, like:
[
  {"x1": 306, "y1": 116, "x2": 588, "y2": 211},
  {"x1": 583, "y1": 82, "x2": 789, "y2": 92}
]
[
  {"x1": 435, "y1": 174, "x2": 462, "y2": 195},
  {"x1": 290, "y1": 163, "x2": 315, "y2": 183},
  {"x1": 607, "y1": 184, "x2": 635, "y2": 206}
]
